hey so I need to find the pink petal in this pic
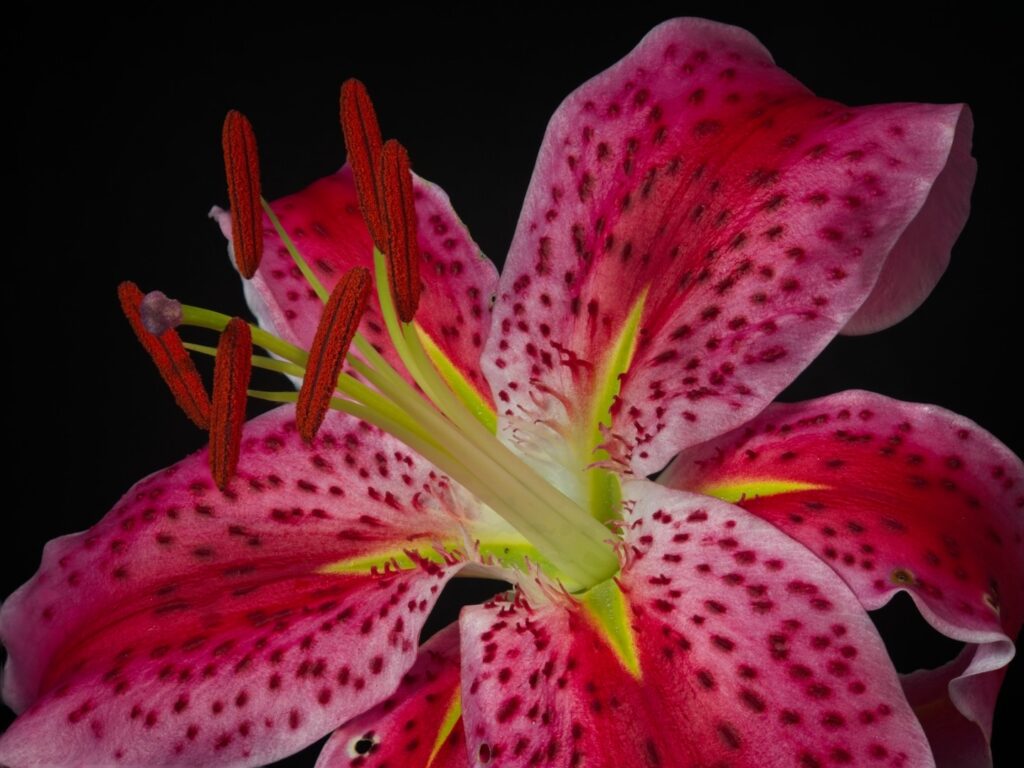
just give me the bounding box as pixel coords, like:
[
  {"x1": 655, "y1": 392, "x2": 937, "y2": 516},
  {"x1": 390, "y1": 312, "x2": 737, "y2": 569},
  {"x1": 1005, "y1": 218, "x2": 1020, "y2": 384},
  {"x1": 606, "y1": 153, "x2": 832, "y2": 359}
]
[
  {"x1": 316, "y1": 623, "x2": 467, "y2": 768},
  {"x1": 842, "y1": 108, "x2": 976, "y2": 335},
  {"x1": 212, "y1": 166, "x2": 499, "y2": 408},
  {"x1": 0, "y1": 407, "x2": 476, "y2": 768},
  {"x1": 662, "y1": 390, "x2": 1022, "y2": 756},
  {"x1": 484, "y1": 18, "x2": 974, "y2": 476},
  {"x1": 460, "y1": 481, "x2": 933, "y2": 767},
  {"x1": 901, "y1": 647, "x2": 995, "y2": 768}
]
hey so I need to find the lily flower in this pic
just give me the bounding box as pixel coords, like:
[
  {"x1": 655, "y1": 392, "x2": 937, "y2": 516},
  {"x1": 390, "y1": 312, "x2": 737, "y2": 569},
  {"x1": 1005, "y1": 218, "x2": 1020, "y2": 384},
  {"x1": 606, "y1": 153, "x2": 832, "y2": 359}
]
[{"x1": 1, "y1": 16, "x2": 1020, "y2": 768}]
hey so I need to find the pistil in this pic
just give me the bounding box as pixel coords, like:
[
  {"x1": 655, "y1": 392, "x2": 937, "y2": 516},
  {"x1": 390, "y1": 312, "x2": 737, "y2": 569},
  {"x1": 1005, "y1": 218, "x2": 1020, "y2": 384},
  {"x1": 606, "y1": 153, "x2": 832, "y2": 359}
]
[{"x1": 366, "y1": 247, "x2": 618, "y2": 580}]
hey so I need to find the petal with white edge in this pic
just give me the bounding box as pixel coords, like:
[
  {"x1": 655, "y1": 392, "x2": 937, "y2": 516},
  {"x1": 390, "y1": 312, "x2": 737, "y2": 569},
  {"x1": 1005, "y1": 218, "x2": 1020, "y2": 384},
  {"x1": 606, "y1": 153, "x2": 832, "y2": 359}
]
[
  {"x1": 901, "y1": 646, "x2": 997, "y2": 768},
  {"x1": 460, "y1": 481, "x2": 934, "y2": 767},
  {"x1": 662, "y1": 390, "x2": 1023, "y2": 761},
  {"x1": 317, "y1": 622, "x2": 467, "y2": 768},
  {"x1": 0, "y1": 408, "x2": 493, "y2": 768},
  {"x1": 485, "y1": 18, "x2": 975, "y2": 481}
]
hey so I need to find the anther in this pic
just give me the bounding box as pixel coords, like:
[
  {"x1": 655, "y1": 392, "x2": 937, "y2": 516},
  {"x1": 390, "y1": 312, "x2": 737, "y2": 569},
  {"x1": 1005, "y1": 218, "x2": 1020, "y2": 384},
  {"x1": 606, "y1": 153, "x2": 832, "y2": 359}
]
[
  {"x1": 118, "y1": 281, "x2": 211, "y2": 430},
  {"x1": 380, "y1": 139, "x2": 421, "y2": 322},
  {"x1": 340, "y1": 79, "x2": 386, "y2": 248},
  {"x1": 209, "y1": 317, "x2": 252, "y2": 490},
  {"x1": 222, "y1": 110, "x2": 263, "y2": 278},
  {"x1": 296, "y1": 267, "x2": 372, "y2": 441}
]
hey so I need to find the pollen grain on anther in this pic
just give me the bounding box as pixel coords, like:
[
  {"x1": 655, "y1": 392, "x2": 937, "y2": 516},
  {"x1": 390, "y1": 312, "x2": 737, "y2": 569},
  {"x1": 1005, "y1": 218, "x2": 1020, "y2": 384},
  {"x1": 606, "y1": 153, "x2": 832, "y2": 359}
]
[
  {"x1": 118, "y1": 281, "x2": 211, "y2": 430},
  {"x1": 380, "y1": 139, "x2": 421, "y2": 323},
  {"x1": 222, "y1": 110, "x2": 263, "y2": 279},
  {"x1": 297, "y1": 267, "x2": 372, "y2": 441},
  {"x1": 340, "y1": 79, "x2": 386, "y2": 249},
  {"x1": 210, "y1": 317, "x2": 253, "y2": 490}
]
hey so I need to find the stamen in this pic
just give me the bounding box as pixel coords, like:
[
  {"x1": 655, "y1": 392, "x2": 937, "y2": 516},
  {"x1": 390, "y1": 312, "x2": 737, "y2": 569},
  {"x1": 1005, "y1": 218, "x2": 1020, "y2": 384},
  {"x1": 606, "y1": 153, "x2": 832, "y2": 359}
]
[
  {"x1": 340, "y1": 79, "x2": 386, "y2": 248},
  {"x1": 184, "y1": 342, "x2": 305, "y2": 379},
  {"x1": 209, "y1": 317, "x2": 252, "y2": 490},
  {"x1": 172, "y1": 93, "x2": 625, "y2": 585},
  {"x1": 261, "y1": 198, "x2": 328, "y2": 302},
  {"x1": 380, "y1": 140, "x2": 421, "y2": 322},
  {"x1": 180, "y1": 304, "x2": 309, "y2": 367},
  {"x1": 222, "y1": 110, "x2": 263, "y2": 278},
  {"x1": 296, "y1": 267, "x2": 372, "y2": 440},
  {"x1": 118, "y1": 281, "x2": 211, "y2": 429}
]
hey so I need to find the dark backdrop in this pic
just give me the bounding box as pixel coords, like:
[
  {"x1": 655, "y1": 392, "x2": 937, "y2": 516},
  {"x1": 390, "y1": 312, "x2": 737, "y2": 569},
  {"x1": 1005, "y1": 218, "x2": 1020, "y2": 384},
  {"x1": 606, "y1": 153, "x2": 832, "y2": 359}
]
[{"x1": 3, "y1": 4, "x2": 1020, "y2": 766}]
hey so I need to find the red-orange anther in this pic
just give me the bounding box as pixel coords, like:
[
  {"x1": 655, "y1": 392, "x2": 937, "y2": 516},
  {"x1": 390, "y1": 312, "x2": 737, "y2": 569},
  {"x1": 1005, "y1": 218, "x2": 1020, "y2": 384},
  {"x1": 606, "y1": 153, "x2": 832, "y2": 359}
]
[
  {"x1": 340, "y1": 79, "x2": 387, "y2": 249},
  {"x1": 296, "y1": 267, "x2": 372, "y2": 441},
  {"x1": 209, "y1": 317, "x2": 252, "y2": 490},
  {"x1": 380, "y1": 139, "x2": 421, "y2": 322},
  {"x1": 222, "y1": 110, "x2": 263, "y2": 278},
  {"x1": 118, "y1": 281, "x2": 211, "y2": 429}
]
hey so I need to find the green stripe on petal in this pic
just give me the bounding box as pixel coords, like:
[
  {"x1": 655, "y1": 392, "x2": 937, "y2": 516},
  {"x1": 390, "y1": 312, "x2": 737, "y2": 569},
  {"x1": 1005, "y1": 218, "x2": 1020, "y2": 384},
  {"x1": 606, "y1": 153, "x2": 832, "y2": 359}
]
[
  {"x1": 320, "y1": 537, "x2": 572, "y2": 585},
  {"x1": 318, "y1": 547, "x2": 450, "y2": 574},
  {"x1": 586, "y1": 290, "x2": 647, "y2": 522},
  {"x1": 580, "y1": 578, "x2": 641, "y2": 678},
  {"x1": 699, "y1": 479, "x2": 828, "y2": 504},
  {"x1": 427, "y1": 689, "x2": 462, "y2": 767}
]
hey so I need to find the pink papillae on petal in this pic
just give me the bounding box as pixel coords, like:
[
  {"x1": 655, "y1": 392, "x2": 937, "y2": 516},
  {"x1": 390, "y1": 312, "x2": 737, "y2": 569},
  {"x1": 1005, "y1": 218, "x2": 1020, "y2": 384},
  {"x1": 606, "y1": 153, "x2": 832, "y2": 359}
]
[
  {"x1": 316, "y1": 623, "x2": 467, "y2": 768},
  {"x1": 211, "y1": 165, "x2": 498, "y2": 408},
  {"x1": 901, "y1": 647, "x2": 997, "y2": 768},
  {"x1": 662, "y1": 390, "x2": 1023, "y2": 756},
  {"x1": 484, "y1": 18, "x2": 974, "y2": 476},
  {"x1": 0, "y1": 407, "x2": 482, "y2": 768},
  {"x1": 461, "y1": 481, "x2": 934, "y2": 767}
]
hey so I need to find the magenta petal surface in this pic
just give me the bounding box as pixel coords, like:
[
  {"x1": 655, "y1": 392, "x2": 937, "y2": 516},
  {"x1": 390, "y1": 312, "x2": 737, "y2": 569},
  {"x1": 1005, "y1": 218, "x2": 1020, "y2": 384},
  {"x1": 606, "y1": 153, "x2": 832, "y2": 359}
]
[
  {"x1": 212, "y1": 165, "x2": 499, "y2": 407},
  {"x1": 842, "y1": 108, "x2": 976, "y2": 335},
  {"x1": 662, "y1": 390, "x2": 1023, "y2": 755},
  {"x1": 0, "y1": 407, "x2": 471, "y2": 768},
  {"x1": 484, "y1": 18, "x2": 973, "y2": 476},
  {"x1": 901, "y1": 647, "x2": 997, "y2": 768},
  {"x1": 316, "y1": 623, "x2": 467, "y2": 768},
  {"x1": 460, "y1": 481, "x2": 933, "y2": 767}
]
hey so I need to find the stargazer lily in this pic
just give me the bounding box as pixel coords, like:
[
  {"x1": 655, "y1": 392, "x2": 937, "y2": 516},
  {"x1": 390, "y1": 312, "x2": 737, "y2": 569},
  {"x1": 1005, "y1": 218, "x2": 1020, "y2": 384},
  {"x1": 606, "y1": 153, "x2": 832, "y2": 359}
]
[{"x1": 0, "y1": 17, "x2": 1019, "y2": 768}]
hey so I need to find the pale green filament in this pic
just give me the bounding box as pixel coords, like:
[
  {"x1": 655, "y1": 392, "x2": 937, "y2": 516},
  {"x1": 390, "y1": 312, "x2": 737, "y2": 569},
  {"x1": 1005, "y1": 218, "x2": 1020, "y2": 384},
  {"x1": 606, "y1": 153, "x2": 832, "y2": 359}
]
[
  {"x1": 261, "y1": 198, "x2": 329, "y2": 302},
  {"x1": 368, "y1": 249, "x2": 618, "y2": 582},
  {"x1": 414, "y1": 323, "x2": 497, "y2": 433},
  {"x1": 180, "y1": 306, "x2": 309, "y2": 366},
  {"x1": 184, "y1": 342, "x2": 306, "y2": 378}
]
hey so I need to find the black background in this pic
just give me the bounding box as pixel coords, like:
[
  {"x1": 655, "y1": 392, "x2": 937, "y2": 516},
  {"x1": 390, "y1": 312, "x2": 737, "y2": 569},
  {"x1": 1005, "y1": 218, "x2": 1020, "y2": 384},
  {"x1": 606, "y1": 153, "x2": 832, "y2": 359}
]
[{"x1": 3, "y1": 4, "x2": 1021, "y2": 766}]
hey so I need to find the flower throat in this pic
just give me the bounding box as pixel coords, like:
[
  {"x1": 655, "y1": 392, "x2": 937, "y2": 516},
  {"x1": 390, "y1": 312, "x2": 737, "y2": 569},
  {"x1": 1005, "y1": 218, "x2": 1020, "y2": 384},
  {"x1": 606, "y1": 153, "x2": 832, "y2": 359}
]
[{"x1": 119, "y1": 83, "x2": 620, "y2": 590}]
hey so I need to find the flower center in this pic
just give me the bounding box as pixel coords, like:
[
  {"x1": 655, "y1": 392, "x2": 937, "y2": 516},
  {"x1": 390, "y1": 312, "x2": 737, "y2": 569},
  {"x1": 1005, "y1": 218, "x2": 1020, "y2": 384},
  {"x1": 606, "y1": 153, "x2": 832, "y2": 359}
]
[
  {"x1": 122, "y1": 95, "x2": 622, "y2": 591},
  {"x1": 171, "y1": 241, "x2": 620, "y2": 589}
]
